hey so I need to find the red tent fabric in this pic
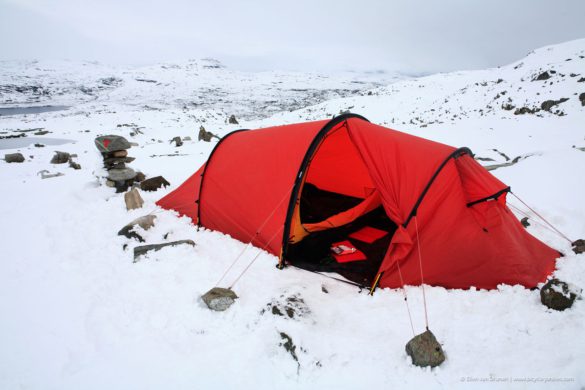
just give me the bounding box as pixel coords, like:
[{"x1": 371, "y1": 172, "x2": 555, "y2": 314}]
[{"x1": 157, "y1": 114, "x2": 558, "y2": 290}]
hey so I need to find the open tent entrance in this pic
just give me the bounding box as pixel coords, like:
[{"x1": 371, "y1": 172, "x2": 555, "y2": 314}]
[{"x1": 286, "y1": 121, "x2": 398, "y2": 287}]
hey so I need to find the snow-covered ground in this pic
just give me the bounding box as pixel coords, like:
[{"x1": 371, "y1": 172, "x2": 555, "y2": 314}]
[{"x1": 1, "y1": 39, "x2": 584, "y2": 389}]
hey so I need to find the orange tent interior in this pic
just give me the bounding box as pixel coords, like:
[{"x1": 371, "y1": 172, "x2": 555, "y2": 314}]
[{"x1": 287, "y1": 121, "x2": 397, "y2": 286}]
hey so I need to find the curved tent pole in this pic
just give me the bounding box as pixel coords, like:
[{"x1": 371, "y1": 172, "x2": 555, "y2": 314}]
[
  {"x1": 369, "y1": 146, "x2": 474, "y2": 294},
  {"x1": 195, "y1": 129, "x2": 249, "y2": 226}
]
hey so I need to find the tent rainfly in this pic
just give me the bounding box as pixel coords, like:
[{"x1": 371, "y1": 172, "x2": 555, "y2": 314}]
[{"x1": 157, "y1": 114, "x2": 559, "y2": 291}]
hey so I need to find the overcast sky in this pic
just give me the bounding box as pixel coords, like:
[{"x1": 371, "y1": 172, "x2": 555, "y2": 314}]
[{"x1": 1, "y1": 0, "x2": 584, "y2": 74}]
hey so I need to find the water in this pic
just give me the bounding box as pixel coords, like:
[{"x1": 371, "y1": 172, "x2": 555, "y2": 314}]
[
  {"x1": 0, "y1": 137, "x2": 75, "y2": 150},
  {"x1": 0, "y1": 106, "x2": 69, "y2": 116}
]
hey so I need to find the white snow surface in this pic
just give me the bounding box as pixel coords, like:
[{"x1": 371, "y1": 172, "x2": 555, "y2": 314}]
[{"x1": 1, "y1": 39, "x2": 584, "y2": 389}]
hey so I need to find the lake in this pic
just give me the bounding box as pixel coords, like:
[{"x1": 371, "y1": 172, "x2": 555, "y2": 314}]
[
  {"x1": 0, "y1": 106, "x2": 70, "y2": 116},
  {"x1": 0, "y1": 137, "x2": 75, "y2": 150}
]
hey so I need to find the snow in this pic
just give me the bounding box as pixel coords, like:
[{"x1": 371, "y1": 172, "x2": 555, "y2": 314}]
[{"x1": 1, "y1": 39, "x2": 584, "y2": 389}]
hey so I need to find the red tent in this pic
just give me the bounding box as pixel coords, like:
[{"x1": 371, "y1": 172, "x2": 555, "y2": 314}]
[{"x1": 157, "y1": 114, "x2": 558, "y2": 290}]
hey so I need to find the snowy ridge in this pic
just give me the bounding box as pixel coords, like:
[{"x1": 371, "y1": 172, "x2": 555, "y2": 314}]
[
  {"x1": 0, "y1": 58, "x2": 402, "y2": 119},
  {"x1": 0, "y1": 39, "x2": 584, "y2": 389}
]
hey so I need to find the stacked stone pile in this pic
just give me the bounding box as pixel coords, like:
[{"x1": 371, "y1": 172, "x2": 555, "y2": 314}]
[{"x1": 95, "y1": 135, "x2": 140, "y2": 192}]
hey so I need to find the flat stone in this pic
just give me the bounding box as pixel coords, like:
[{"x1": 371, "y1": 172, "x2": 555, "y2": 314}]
[
  {"x1": 140, "y1": 176, "x2": 170, "y2": 192},
  {"x1": 5, "y1": 153, "x2": 25, "y2": 163},
  {"x1": 541, "y1": 279, "x2": 578, "y2": 310},
  {"x1": 112, "y1": 150, "x2": 128, "y2": 158},
  {"x1": 108, "y1": 167, "x2": 137, "y2": 181},
  {"x1": 405, "y1": 330, "x2": 445, "y2": 368},
  {"x1": 103, "y1": 156, "x2": 135, "y2": 165},
  {"x1": 95, "y1": 135, "x2": 131, "y2": 153},
  {"x1": 133, "y1": 239, "x2": 195, "y2": 261},
  {"x1": 202, "y1": 287, "x2": 238, "y2": 311},
  {"x1": 124, "y1": 188, "x2": 144, "y2": 210}
]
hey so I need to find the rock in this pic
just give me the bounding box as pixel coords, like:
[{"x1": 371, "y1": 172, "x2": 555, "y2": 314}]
[
  {"x1": 112, "y1": 150, "x2": 128, "y2": 158},
  {"x1": 579, "y1": 93, "x2": 585, "y2": 107},
  {"x1": 5, "y1": 153, "x2": 25, "y2": 163},
  {"x1": 171, "y1": 136, "x2": 183, "y2": 147},
  {"x1": 264, "y1": 294, "x2": 310, "y2": 319},
  {"x1": 572, "y1": 239, "x2": 585, "y2": 254},
  {"x1": 534, "y1": 71, "x2": 551, "y2": 81},
  {"x1": 198, "y1": 126, "x2": 217, "y2": 142},
  {"x1": 140, "y1": 176, "x2": 170, "y2": 192},
  {"x1": 107, "y1": 167, "x2": 137, "y2": 182},
  {"x1": 105, "y1": 179, "x2": 116, "y2": 188},
  {"x1": 541, "y1": 98, "x2": 569, "y2": 112},
  {"x1": 124, "y1": 188, "x2": 144, "y2": 210},
  {"x1": 103, "y1": 156, "x2": 135, "y2": 169},
  {"x1": 50, "y1": 151, "x2": 71, "y2": 164},
  {"x1": 69, "y1": 160, "x2": 81, "y2": 170},
  {"x1": 540, "y1": 279, "x2": 578, "y2": 311},
  {"x1": 183, "y1": 136, "x2": 192, "y2": 141},
  {"x1": 521, "y1": 217, "x2": 530, "y2": 228},
  {"x1": 514, "y1": 107, "x2": 539, "y2": 115},
  {"x1": 118, "y1": 214, "x2": 157, "y2": 242},
  {"x1": 133, "y1": 239, "x2": 195, "y2": 261},
  {"x1": 279, "y1": 332, "x2": 300, "y2": 366},
  {"x1": 95, "y1": 135, "x2": 131, "y2": 153},
  {"x1": 37, "y1": 170, "x2": 64, "y2": 179},
  {"x1": 228, "y1": 114, "x2": 239, "y2": 124},
  {"x1": 135, "y1": 171, "x2": 146, "y2": 182},
  {"x1": 201, "y1": 287, "x2": 238, "y2": 311},
  {"x1": 405, "y1": 330, "x2": 445, "y2": 368}
]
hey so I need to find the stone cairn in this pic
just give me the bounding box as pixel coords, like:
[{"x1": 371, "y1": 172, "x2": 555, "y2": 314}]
[{"x1": 95, "y1": 135, "x2": 140, "y2": 192}]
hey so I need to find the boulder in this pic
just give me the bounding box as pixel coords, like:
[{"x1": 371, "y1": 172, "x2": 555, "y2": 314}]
[
  {"x1": 579, "y1": 93, "x2": 585, "y2": 107},
  {"x1": 107, "y1": 167, "x2": 137, "y2": 182},
  {"x1": 198, "y1": 126, "x2": 217, "y2": 142},
  {"x1": 69, "y1": 160, "x2": 81, "y2": 170},
  {"x1": 541, "y1": 98, "x2": 569, "y2": 112},
  {"x1": 202, "y1": 287, "x2": 238, "y2": 311},
  {"x1": 171, "y1": 136, "x2": 183, "y2": 147},
  {"x1": 540, "y1": 279, "x2": 578, "y2": 311},
  {"x1": 124, "y1": 188, "x2": 144, "y2": 210},
  {"x1": 405, "y1": 330, "x2": 445, "y2": 368},
  {"x1": 140, "y1": 176, "x2": 170, "y2": 192},
  {"x1": 50, "y1": 151, "x2": 71, "y2": 164},
  {"x1": 118, "y1": 214, "x2": 157, "y2": 242},
  {"x1": 534, "y1": 71, "x2": 551, "y2": 81},
  {"x1": 5, "y1": 153, "x2": 25, "y2": 163},
  {"x1": 95, "y1": 135, "x2": 131, "y2": 153},
  {"x1": 135, "y1": 171, "x2": 146, "y2": 182},
  {"x1": 133, "y1": 239, "x2": 195, "y2": 261},
  {"x1": 228, "y1": 114, "x2": 239, "y2": 125},
  {"x1": 572, "y1": 239, "x2": 585, "y2": 254}
]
